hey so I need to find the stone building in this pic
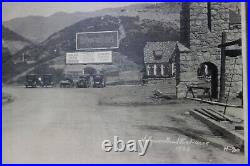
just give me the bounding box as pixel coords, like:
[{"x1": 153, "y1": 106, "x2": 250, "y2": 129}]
[
  {"x1": 176, "y1": 2, "x2": 242, "y2": 99},
  {"x1": 144, "y1": 41, "x2": 176, "y2": 78}
]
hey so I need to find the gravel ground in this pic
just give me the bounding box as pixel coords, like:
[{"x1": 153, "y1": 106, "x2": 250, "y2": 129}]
[{"x1": 2, "y1": 85, "x2": 246, "y2": 163}]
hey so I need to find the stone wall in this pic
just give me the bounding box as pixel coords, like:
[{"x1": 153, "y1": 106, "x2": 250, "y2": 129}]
[
  {"x1": 177, "y1": 2, "x2": 242, "y2": 99},
  {"x1": 224, "y1": 28, "x2": 242, "y2": 98}
]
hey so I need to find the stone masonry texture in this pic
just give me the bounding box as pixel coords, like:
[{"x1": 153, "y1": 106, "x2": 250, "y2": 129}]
[{"x1": 177, "y1": 2, "x2": 242, "y2": 98}]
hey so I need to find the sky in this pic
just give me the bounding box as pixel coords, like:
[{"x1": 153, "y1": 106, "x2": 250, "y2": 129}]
[{"x1": 2, "y1": 2, "x2": 142, "y2": 21}]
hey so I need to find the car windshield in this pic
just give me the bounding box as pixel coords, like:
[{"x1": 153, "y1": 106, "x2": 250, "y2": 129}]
[{"x1": 94, "y1": 76, "x2": 103, "y2": 82}]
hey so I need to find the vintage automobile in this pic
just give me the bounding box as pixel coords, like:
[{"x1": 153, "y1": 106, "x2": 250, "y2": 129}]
[
  {"x1": 93, "y1": 74, "x2": 106, "y2": 88},
  {"x1": 42, "y1": 74, "x2": 54, "y2": 87},
  {"x1": 76, "y1": 75, "x2": 90, "y2": 88},
  {"x1": 25, "y1": 74, "x2": 39, "y2": 88},
  {"x1": 59, "y1": 78, "x2": 74, "y2": 88}
]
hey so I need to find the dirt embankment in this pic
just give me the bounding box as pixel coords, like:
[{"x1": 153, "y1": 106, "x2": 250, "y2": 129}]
[{"x1": 97, "y1": 84, "x2": 194, "y2": 106}]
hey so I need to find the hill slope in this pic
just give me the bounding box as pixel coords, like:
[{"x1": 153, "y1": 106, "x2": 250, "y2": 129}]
[
  {"x1": 7, "y1": 15, "x2": 179, "y2": 83},
  {"x1": 2, "y1": 26, "x2": 32, "y2": 54},
  {"x1": 3, "y1": 2, "x2": 180, "y2": 43},
  {"x1": 16, "y1": 15, "x2": 179, "y2": 65},
  {"x1": 2, "y1": 47, "x2": 17, "y2": 83}
]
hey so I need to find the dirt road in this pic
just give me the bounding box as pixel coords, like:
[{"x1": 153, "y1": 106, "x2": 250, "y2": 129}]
[{"x1": 2, "y1": 86, "x2": 245, "y2": 163}]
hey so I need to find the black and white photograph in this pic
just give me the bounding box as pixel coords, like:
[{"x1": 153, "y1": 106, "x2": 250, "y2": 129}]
[{"x1": 2, "y1": 2, "x2": 248, "y2": 163}]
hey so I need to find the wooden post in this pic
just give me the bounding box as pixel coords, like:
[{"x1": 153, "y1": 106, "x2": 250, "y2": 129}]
[
  {"x1": 22, "y1": 53, "x2": 25, "y2": 62},
  {"x1": 219, "y1": 32, "x2": 226, "y2": 102}
]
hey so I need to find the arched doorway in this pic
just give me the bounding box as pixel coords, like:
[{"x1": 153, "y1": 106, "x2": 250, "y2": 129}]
[{"x1": 197, "y1": 62, "x2": 218, "y2": 98}]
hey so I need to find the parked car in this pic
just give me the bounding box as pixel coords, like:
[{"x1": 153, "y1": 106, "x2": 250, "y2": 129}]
[
  {"x1": 25, "y1": 74, "x2": 38, "y2": 88},
  {"x1": 76, "y1": 75, "x2": 90, "y2": 88},
  {"x1": 93, "y1": 74, "x2": 106, "y2": 88},
  {"x1": 59, "y1": 78, "x2": 74, "y2": 88},
  {"x1": 42, "y1": 74, "x2": 54, "y2": 87}
]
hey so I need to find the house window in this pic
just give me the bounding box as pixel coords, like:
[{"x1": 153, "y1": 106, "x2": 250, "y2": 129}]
[
  {"x1": 156, "y1": 64, "x2": 161, "y2": 76},
  {"x1": 149, "y1": 64, "x2": 154, "y2": 76},
  {"x1": 207, "y1": 2, "x2": 212, "y2": 31},
  {"x1": 229, "y1": 10, "x2": 241, "y2": 30}
]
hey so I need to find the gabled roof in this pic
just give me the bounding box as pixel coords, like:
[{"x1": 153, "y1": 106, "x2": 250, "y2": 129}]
[{"x1": 144, "y1": 41, "x2": 176, "y2": 63}]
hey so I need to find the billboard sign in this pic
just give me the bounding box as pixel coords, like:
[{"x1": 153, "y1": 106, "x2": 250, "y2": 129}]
[
  {"x1": 66, "y1": 51, "x2": 112, "y2": 64},
  {"x1": 76, "y1": 31, "x2": 119, "y2": 50}
]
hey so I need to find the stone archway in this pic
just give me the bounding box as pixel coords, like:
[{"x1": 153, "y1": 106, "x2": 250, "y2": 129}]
[{"x1": 197, "y1": 62, "x2": 218, "y2": 98}]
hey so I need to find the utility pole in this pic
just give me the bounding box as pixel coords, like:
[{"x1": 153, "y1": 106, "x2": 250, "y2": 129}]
[
  {"x1": 22, "y1": 53, "x2": 25, "y2": 62},
  {"x1": 219, "y1": 32, "x2": 226, "y2": 102}
]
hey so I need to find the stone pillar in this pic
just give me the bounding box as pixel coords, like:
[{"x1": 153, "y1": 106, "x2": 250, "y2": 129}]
[
  {"x1": 153, "y1": 64, "x2": 157, "y2": 76},
  {"x1": 172, "y1": 63, "x2": 175, "y2": 76},
  {"x1": 161, "y1": 64, "x2": 165, "y2": 76},
  {"x1": 146, "y1": 64, "x2": 150, "y2": 76}
]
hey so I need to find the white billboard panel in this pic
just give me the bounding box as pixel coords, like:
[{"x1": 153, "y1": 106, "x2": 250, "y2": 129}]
[
  {"x1": 76, "y1": 31, "x2": 118, "y2": 50},
  {"x1": 66, "y1": 51, "x2": 112, "y2": 64}
]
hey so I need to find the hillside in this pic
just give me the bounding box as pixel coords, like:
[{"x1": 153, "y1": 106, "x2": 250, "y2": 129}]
[
  {"x1": 7, "y1": 15, "x2": 179, "y2": 83},
  {"x1": 2, "y1": 47, "x2": 17, "y2": 82},
  {"x1": 2, "y1": 26, "x2": 32, "y2": 54},
  {"x1": 3, "y1": 2, "x2": 181, "y2": 43},
  {"x1": 2, "y1": 26, "x2": 30, "y2": 42},
  {"x1": 15, "y1": 15, "x2": 179, "y2": 65}
]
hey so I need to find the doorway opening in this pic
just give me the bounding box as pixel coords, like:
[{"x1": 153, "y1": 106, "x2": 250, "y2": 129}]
[{"x1": 197, "y1": 62, "x2": 218, "y2": 98}]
